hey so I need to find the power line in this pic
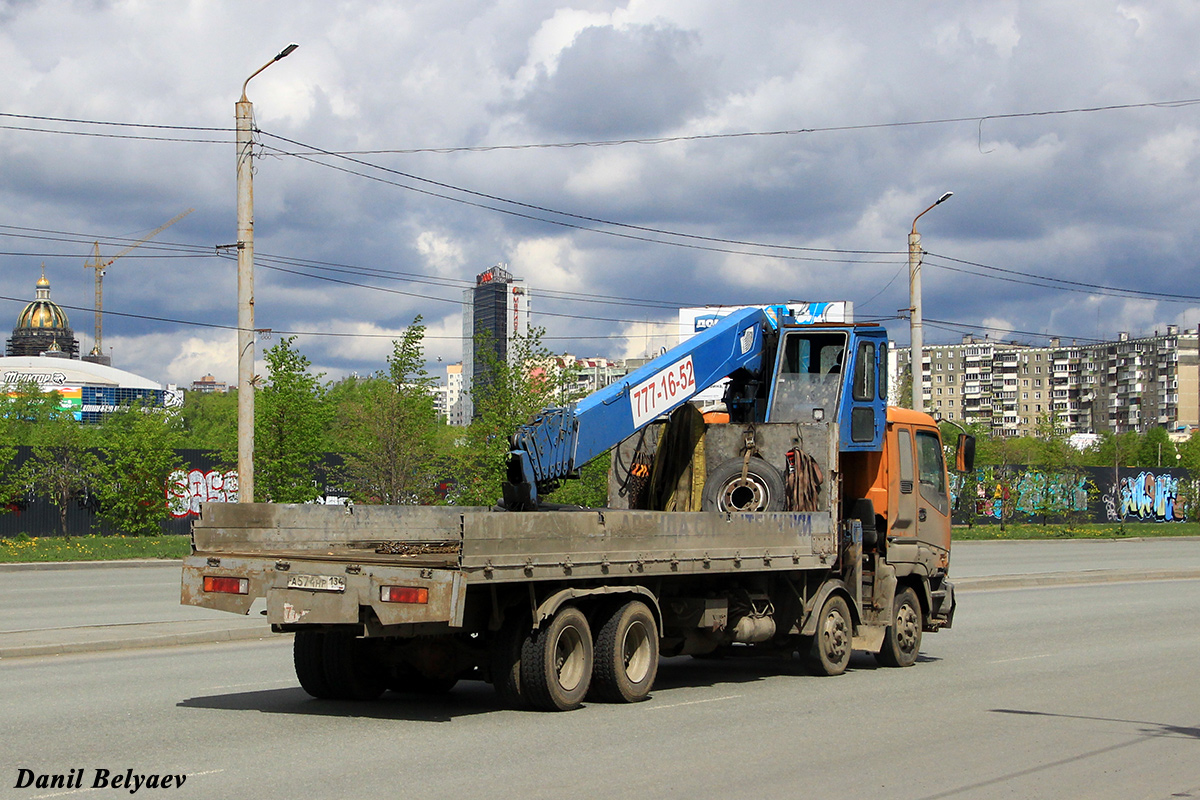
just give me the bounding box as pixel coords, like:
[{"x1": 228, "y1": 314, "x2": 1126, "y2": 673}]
[
  {"x1": 259, "y1": 96, "x2": 1200, "y2": 155},
  {"x1": 923, "y1": 254, "x2": 1200, "y2": 303},
  {"x1": 258, "y1": 133, "x2": 901, "y2": 262},
  {"x1": 925, "y1": 251, "x2": 1200, "y2": 302},
  {"x1": 922, "y1": 316, "x2": 1106, "y2": 345}
]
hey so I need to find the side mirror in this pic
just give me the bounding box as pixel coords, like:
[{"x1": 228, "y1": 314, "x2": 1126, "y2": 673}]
[{"x1": 955, "y1": 433, "x2": 976, "y2": 473}]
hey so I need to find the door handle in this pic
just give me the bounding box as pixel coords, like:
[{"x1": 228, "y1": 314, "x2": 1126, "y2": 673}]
[{"x1": 918, "y1": 508, "x2": 927, "y2": 522}]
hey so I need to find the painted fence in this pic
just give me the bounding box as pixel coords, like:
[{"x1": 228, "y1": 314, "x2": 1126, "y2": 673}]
[
  {"x1": 952, "y1": 466, "x2": 1190, "y2": 524},
  {"x1": 0, "y1": 449, "x2": 346, "y2": 538}
]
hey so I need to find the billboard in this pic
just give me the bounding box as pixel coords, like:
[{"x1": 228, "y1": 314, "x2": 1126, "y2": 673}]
[{"x1": 676, "y1": 302, "x2": 855, "y2": 403}]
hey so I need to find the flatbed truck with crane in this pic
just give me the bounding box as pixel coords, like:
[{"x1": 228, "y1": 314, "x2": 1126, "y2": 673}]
[{"x1": 182, "y1": 304, "x2": 971, "y2": 710}]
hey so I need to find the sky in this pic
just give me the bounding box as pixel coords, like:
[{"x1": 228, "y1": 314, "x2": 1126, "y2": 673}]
[{"x1": 2, "y1": 0, "x2": 1199, "y2": 389}]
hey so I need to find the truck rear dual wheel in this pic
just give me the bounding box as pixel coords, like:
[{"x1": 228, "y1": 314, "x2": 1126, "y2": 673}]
[
  {"x1": 591, "y1": 601, "x2": 659, "y2": 703},
  {"x1": 807, "y1": 595, "x2": 852, "y2": 676},
  {"x1": 293, "y1": 631, "x2": 336, "y2": 699},
  {"x1": 321, "y1": 632, "x2": 387, "y2": 701},
  {"x1": 520, "y1": 606, "x2": 593, "y2": 711},
  {"x1": 490, "y1": 613, "x2": 532, "y2": 709},
  {"x1": 876, "y1": 587, "x2": 922, "y2": 668}
]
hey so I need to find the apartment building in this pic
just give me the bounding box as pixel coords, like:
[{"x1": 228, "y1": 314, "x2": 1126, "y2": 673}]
[{"x1": 898, "y1": 326, "x2": 1200, "y2": 436}]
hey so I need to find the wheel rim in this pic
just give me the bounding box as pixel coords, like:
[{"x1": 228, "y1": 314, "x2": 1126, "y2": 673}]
[
  {"x1": 895, "y1": 602, "x2": 919, "y2": 657},
  {"x1": 718, "y1": 475, "x2": 771, "y2": 512},
  {"x1": 553, "y1": 624, "x2": 587, "y2": 692},
  {"x1": 622, "y1": 620, "x2": 652, "y2": 684},
  {"x1": 821, "y1": 607, "x2": 849, "y2": 664}
]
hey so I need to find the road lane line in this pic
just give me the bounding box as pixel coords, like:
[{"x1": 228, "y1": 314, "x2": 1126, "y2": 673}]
[
  {"x1": 647, "y1": 694, "x2": 742, "y2": 710},
  {"x1": 989, "y1": 653, "x2": 1052, "y2": 664}
]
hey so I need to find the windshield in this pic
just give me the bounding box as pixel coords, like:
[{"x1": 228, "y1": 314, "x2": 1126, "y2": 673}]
[{"x1": 769, "y1": 331, "x2": 846, "y2": 421}]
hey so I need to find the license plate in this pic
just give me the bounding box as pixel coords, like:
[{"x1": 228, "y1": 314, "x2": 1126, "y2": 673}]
[{"x1": 287, "y1": 574, "x2": 346, "y2": 593}]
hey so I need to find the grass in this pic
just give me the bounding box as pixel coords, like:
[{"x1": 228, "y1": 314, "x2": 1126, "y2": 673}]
[
  {"x1": 953, "y1": 521, "x2": 1200, "y2": 540},
  {"x1": 0, "y1": 533, "x2": 191, "y2": 563}
]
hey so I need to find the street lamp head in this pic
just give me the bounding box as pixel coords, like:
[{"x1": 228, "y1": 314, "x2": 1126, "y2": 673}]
[
  {"x1": 241, "y1": 43, "x2": 301, "y2": 101},
  {"x1": 912, "y1": 190, "x2": 955, "y2": 233},
  {"x1": 936, "y1": 191, "x2": 954, "y2": 205}
]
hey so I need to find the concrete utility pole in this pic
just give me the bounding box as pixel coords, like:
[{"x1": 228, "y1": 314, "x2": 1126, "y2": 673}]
[
  {"x1": 908, "y1": 191, "x2": 953, "y2": 412},
  {"x1": 236, "y1": 43, "x2": 298, "y2": 503}
]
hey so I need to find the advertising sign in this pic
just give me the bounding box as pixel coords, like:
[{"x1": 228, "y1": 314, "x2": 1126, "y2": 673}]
[{"x1": 675, "y1": 301, "x2": 854, "y2": 403}]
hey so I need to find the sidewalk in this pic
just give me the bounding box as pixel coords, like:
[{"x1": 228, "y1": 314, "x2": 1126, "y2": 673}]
[{"x1": 2, "y1": 556, "x2": 1199, "y2": 660}]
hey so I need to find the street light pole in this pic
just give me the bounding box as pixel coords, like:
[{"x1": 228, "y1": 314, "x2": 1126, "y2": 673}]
[
  {"x1": 236, "y1": 43, "x2": 298, "y2": 503},
  {"x1": 908, "y1": 191, "x2": 953, "y2": 412}
]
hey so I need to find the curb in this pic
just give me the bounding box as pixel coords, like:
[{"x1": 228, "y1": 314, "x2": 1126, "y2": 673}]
[
  {"x1": 955, "y1": 568, "x2": 1200, "y2": 591},
  {"x1": 0, "y1": 620, "x2": 280, "y2": 660},
  {"x1": 0, "y1": 559, "x2": 184, "y2": 572}
]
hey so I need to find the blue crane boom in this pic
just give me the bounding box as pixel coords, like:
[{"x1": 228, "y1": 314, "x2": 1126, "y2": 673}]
[{"x1": 503, "y1": 306, "x2": 774, "y2": 509}]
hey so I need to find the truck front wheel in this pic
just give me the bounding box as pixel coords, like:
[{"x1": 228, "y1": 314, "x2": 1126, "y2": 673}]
[
  {"x1": 876, "y1": 587, "x2": 922, "y2": 668},
  {"x1": 591, "y1": 601, "x2": 659, "y2": 703},
  {"x1": 808, "y1": 595, "x2": 852, "y2": 676},
  {"x1": 521, "y1": 606, "x2": 593, "y2": 711}
]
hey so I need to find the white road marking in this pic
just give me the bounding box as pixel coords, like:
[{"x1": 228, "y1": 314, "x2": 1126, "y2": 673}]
[
  {"x1": 647, "y1": 694, "x2": 742, "y2": 710},
  {"x1": 989, "y1": 653, "x2": 1052, "y2": 664}
]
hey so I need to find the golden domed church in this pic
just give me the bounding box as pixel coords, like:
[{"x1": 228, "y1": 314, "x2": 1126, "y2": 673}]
[{"x1": 6, "y1": 266, "x2": 80, "y2": 359}]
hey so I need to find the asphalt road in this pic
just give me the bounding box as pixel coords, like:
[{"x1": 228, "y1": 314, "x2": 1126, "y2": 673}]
[
  {"x1": 3, "y1": 577, "x2": 1198, "y2": 800},
  {"x1": 4, "y1": 538, "x2": 1200, "y2": 632}
]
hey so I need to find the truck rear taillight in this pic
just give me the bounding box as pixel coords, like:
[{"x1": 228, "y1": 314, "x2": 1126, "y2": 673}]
[
  {"x1": 203, "y1": 576, "x2": 249, "y2": 595},
  {"x1": 380, "y1": 586, "x2": 428, "y2": 604}
]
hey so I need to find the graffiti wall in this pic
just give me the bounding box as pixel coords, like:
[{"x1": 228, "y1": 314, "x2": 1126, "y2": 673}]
[
  {"x1": 952, "y1": 466, "x2": 1190, "y2": 524},
  {"x1": 0, "y1": 449, "x2": 346, "y2": 537},
  {"x1": 166, "y1": 468, "x2": 239, "y2": 519}
]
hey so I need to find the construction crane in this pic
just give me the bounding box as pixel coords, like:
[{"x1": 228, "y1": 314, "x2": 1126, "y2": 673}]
[{"x1": 84, "y1": 208, "x2": 193, "y2": 358}]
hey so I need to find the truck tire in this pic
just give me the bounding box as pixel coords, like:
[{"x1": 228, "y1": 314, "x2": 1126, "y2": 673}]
[
  {"x1": 876, "y1": 587, "x2": 922, "y2": 668},
  {"x1": 807, "y1": 594, "x2": 852, "y2": 676},
  {"x1": 293, "y1": 631, "x2": 335, "y2": 699},
  {"x1": 591, "y1": 601, "x2": 659, "y2": 703},
  {"x1": 520, "y1": 605, "x2": 593, "y2": 711},
  {"x1": 489, "y1": 612, "x2": 532, "y2": 709},
  {"x1": 702, "y1": 457, "x2": 786, "y2": 513},
  {"x1": 322, "y1": 632, "x2": 387, "y2": 701}
]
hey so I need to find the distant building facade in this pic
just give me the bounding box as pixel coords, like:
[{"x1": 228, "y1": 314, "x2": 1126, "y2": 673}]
[
  {"x1": 6, "y1": 268, "x2": 81, "y2": 359},
  {"x1": 445, "y1": 362, "x2": 465, "y2": 425},
  {"x1": 461, "y1": 265, "x2": 529, "y2": 420},
  {"x1": 189, "y1": 374, "x2": 228, "y2": 393},
  {"x1": 898, "y1": 326, "x2": 1200, "y2": 437},
  {"x1": 1, "y1": 267, "x2": 175, "y2": 421}
]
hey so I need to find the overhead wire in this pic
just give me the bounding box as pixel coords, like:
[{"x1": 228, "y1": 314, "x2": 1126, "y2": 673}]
[
  {"x1": 924, "y1": 251, "x2": 1200, "y2": 302},
  {"x1": 257, "y1": 133, "x2": 901, "y2": 262}
]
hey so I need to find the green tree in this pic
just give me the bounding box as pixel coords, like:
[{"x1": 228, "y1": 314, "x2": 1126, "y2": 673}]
[
  {"x1": 545, "y1": 451, "x2": 610, "y2": 507},
  {"x1": 455, "y1": 328, "x2": 577, "y2": 506},
  {"x1": 255, "y1": 336, "x2": 331, "y2": 503},
  {"x1": 340, "y1": 318, "x2": 449, "y2": 504},
  {"x1": 24, "y1": 403, "x2": 100, "y2": 538},
  {"x1": 179, "y1": 389, "x2": 238, "y2": 453},
  {"x1": 1096, "y1": 431, "x2": 1141, "y2": 532},
  {"x1": 94, "y1": 403, "x2": 184, "y2": 535},
  {"x1": 1135, "y1": 426, "x2": 1176, "y2": 469}
]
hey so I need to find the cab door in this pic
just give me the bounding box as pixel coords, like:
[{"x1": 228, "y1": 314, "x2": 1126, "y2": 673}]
[
  {"x1": 913, "y1": 426, "x2": 952, "y2": 555},
  {"x1": 887, "y1": 421, "x2": 951, "y2": 554}
]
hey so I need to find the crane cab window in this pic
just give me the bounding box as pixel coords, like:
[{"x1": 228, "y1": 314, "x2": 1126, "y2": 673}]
[{"x1": 769, "y1": 331, "x2": 846, "y2": 421}]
